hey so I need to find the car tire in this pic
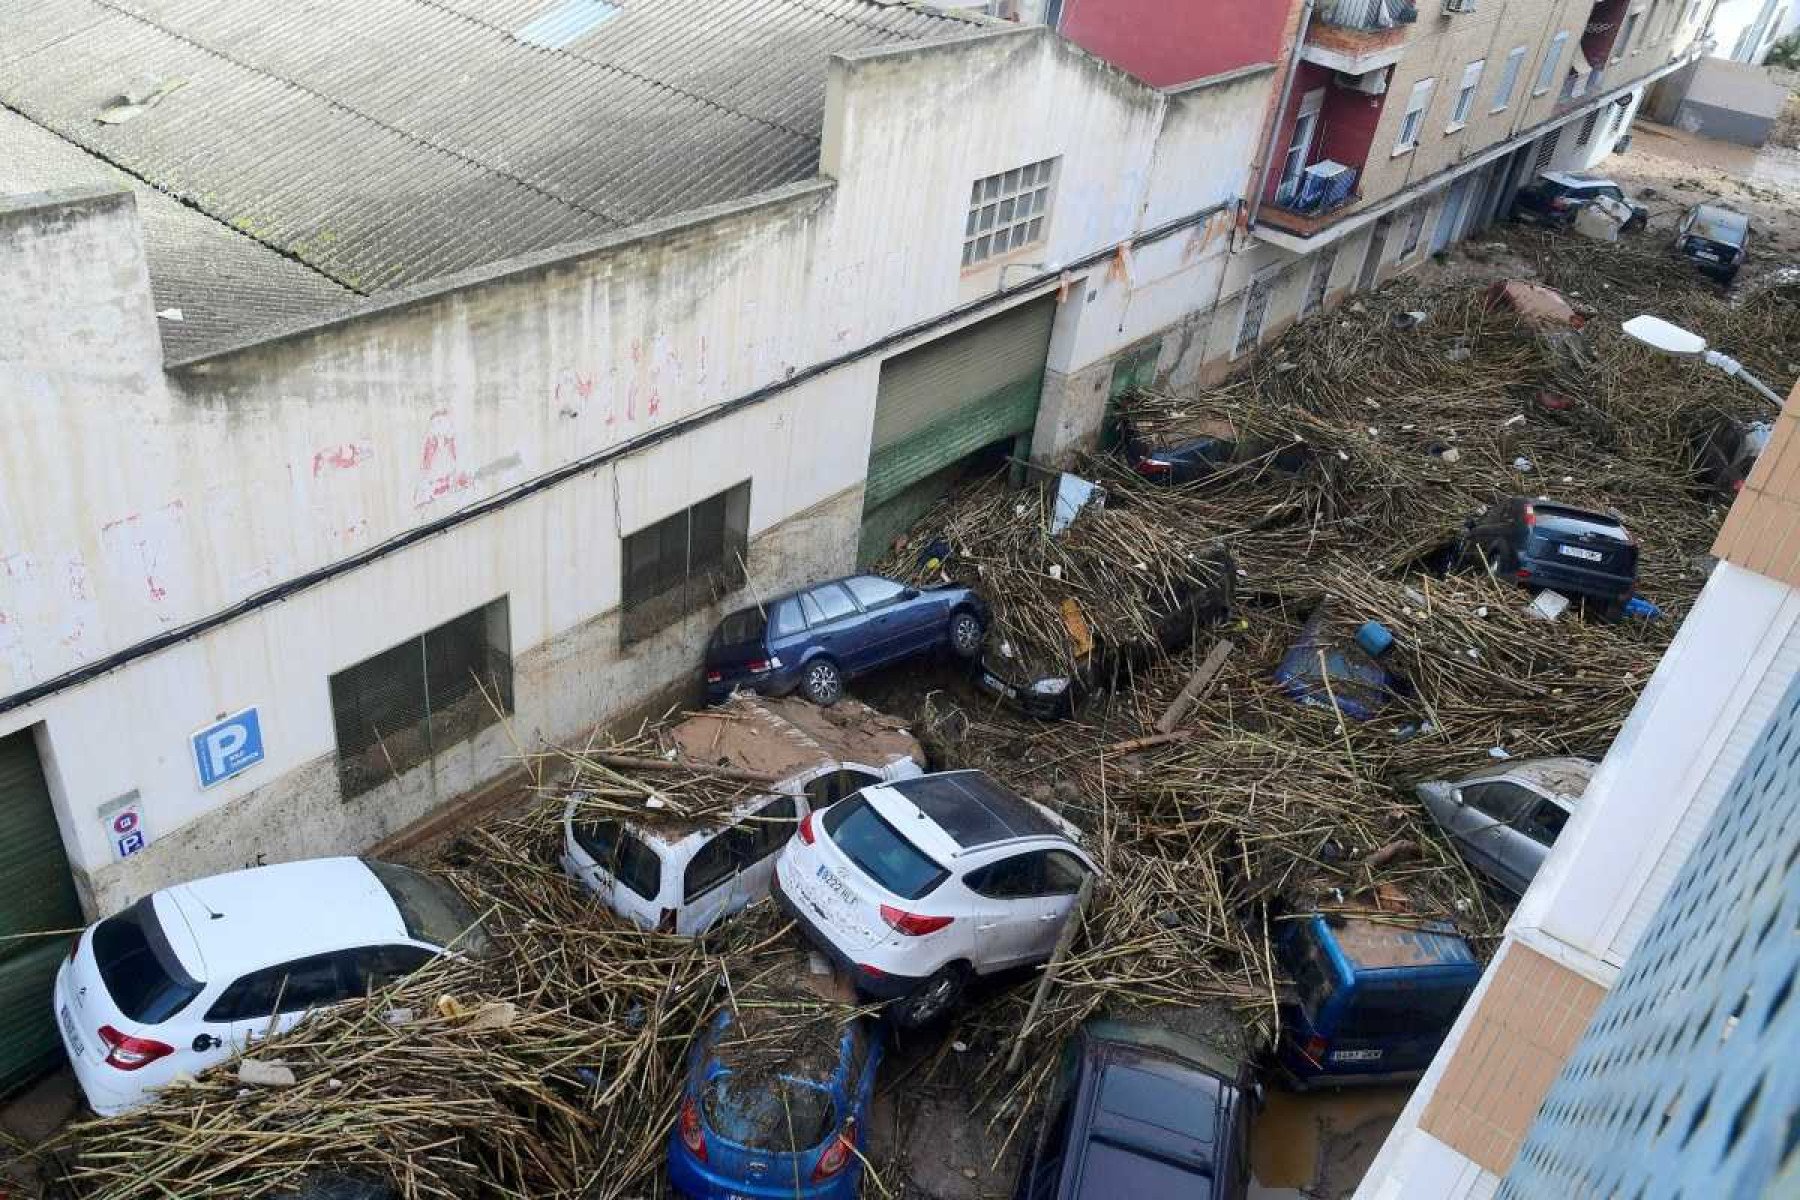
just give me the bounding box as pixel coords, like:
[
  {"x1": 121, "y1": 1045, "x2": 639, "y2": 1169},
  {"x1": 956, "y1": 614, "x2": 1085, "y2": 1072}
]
[
  {"x1": 799, "y1": 658, "x2": 844, "y2": 707},
  {"x1": 890, "y1": 964, "x2": 966, "y2": 1029},
  {"x1": 948, "y1": 610, "x2": 985, "y2": 659},
  {"x1": 1596, "y1": 596, "x2": 1627, "y2": 624}
]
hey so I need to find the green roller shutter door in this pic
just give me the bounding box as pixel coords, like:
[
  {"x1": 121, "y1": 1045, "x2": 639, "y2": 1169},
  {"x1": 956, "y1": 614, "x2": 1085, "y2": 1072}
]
[
  {"x1": 0, "y1": 730, "x2": 83, "y2": 1093},
  {"x1": 861, "y1": 297, "x2": 1057, "y2": 562}
]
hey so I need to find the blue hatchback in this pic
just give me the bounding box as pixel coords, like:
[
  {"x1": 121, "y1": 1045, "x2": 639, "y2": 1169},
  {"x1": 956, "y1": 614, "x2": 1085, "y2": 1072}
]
[
  {"x1": 704, "y1": 574, "x2": 986, "y2": 706},
  {"x1": 668, "y1": 1007, "x2": 881, "y2": 1200}
]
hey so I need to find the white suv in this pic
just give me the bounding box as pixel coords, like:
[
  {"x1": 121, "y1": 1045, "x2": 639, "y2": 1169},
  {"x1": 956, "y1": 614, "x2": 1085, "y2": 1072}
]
[
  {"x1": 772, "y1": 770, "x2": 1096, "y2": 1027},
  {"x1": 53, "y1": 858, "x2": 487, "y2": 1115}
]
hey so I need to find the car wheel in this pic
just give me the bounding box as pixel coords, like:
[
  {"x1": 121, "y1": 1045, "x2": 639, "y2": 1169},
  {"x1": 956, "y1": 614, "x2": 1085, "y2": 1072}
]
[
  {"x1": 800, "y1": 658, "x2": 843, "y2": 707},
  {"x1": 891, "y1": 964, "x2": 966, "y2": 1029},
  {"x1": 948, "y1": 610, "x2": 984, "y2": 659}
]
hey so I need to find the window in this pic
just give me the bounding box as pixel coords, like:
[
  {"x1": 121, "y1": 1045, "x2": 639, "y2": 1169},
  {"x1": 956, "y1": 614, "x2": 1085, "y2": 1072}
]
[
  {"x1": 822, "y1": 795, "x2": 948, "y2": 900},
  {"x1": 768, "y1": 598, "x2": 806, "y2": 640},
  {"x1": 1534, "y1": 32, "x2": 1569, "y2": 94},
  {"x1": 964, "y1": 849, "x2": 1087, "y2": 898},
  {"x1": 1615, "y1": 13, "x2": 1639, "y2": 60},
  {"x1": 355, "y1": 944, "x2": 436, "y2": 994},
  {"x1": 1519, "y1": 799, "x2": 1570, "y2": 846},
  {"x1": 804, "y1": 768, "x2": 880, "y2": 809},
  {"x1": 1449, "y1": 60, "x2": 1484, "y2": 128},
  {"x1": 963, "y1": 158, "x2": 1057, "y2": 268},
  {"x1": 1234, "y1": 269, "x2": 1278, "y2": 358},
  {"x1": 1277, "y1": 89, "x2": 1325, "y2": 206},
  {"x1": 844, "y1": 575, "x2": 907, "y2": 610},
  {"x1": 1492, "y1": 46, "x2": 1527, "y2": 111},
  {"x1": 1339, "y1": 982, "x2": 1470, "y2": 1038},
  {"x1": 205, "y1": 953, "x2": 355, "y2": 1023},
  {"x1": 1462, "y1": 781, "x2": 1537, "y2": 823},
  {"x1": 684, "y1": 830, "x2": 741, "y2": 902},
  {"x1": 92, "y1": 898, "x2": 203, "y2": 1023},
  {"x1": 329, "y1": 597, "x2": 513, "y2": 799},
  {"x1": 1577, "y1": 109, "x2": 1601, "y2": 147},
  {"x1": 1395, "y1": 78, "x2": 1435, "y2": 152},
  {"x1": 571, "y1": 816, "x2": 663, "y2": 901},
  {"x1": 801, "y1": 582, "x2": 858, "y2": 625},
  {"x1": 621, "y1": 481, "x2": 750, "y2": 645},
  {"x1": 366, "y1": 861, "x2": 489, "y2": 955},
  {"x1": 1610, "y1": 95, "x2": 1632, "y2": 135},
  {"x1": 1401, "y1": 202, "x2": 1429, "y2": 257},
  {"x1": 745, "y1": 795, "x2": 799, "y2": 863}
]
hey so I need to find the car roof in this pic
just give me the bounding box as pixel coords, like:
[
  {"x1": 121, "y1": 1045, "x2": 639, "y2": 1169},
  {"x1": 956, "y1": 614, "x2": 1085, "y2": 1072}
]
[
  {"x1": 1690, "y1": 204, "x2": 1750, "y2": 240},
  {"x1": 159, "y1": 857, "x2": 405, "y2": 981},
  {"x1": 1476, "y1": 756, "x2": 1595, "y2": 803},
  {"x1": 884, "y1": 770, "x2": 1065, "y2": 851},
  {"x1": 1324, "y1": 916, "x2": 1476, "y2": 973},
  {"x1": 1068, "y1": 1042, "x2": 1232, "y2": 1200}
]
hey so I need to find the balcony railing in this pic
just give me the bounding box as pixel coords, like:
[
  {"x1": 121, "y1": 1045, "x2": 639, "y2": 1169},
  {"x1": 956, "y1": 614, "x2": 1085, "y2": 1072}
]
[{"x1": 1318, "y1": 0, "x2": 1418, "y2": 31}]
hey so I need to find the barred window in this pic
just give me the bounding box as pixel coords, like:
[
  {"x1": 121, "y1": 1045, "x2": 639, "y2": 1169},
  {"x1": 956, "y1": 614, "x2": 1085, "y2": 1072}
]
[
  {"x1": 330, "y1": 598, "x2": 513, "y2": 800},
  {"x1": 963, "y1": 159, "x2": 1057, "y2": 268},
  {"x1": 621, "y1": 481, "x2": 751, "y2": 645}
]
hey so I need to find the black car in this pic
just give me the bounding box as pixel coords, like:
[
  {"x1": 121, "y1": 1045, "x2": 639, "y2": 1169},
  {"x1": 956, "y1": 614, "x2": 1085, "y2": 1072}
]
[
  {"x1": 1013, "y1": 1019, "x2": 1255, "y2": 1200},
  {"x1": 1511, "y1": 172, "x2": 1647, "y2": 231},
  {"x1": 1675, "y1": 203, "x2": 1750, "y2": 283},
  {"x1": 1124, "y1": 420, "x2": 1314, "y2": 486},
  {"x1": 704, "y1": 574, "x2": 987, "y2": 706},
  {"x1": 1459, "y1": 498, "x2": 1639, "y2": 618},
  {"x1": 1688, "y1": 413, "x2": 1771, "y2": 501}
]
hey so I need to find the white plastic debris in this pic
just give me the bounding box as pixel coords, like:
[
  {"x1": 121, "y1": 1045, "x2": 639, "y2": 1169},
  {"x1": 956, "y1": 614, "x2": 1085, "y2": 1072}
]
[
  {"x1": 1440, "y1": 447, "x2": 1462, "y2": 464},
  {"x1": 1513, "y1": 456, "x2": 1535, "y2": 472},
  {"x1": 238, "y1": 1059, "x2": 296, "y2": 1088},
  {"x1": 1474, "y1": 606, "x2": 1489, "y2": 618},
  {"x1": 1527, "y1": 590, "x2": 1571, "y2": 621},
  {"x1": 1048, "y1": 563, "x2": 1062, "y2": 581},
  {"x1": 1487, "y1": 746, "x2": 1512, "y2": 760},
  {"x1": 1000, "y1": 640, "x2": 1016, "y2": 659},
  {"x1": 644, "y1": 795, "x2": 667, "y2": 810},
  {"x1": 155, "y1": 307, "x2": 184, "y2": 321},
  {"x1": 384, "y1": 1007, "x2": 415, "y2": 1027},
  {"x1": 1466, "y1": 647, "x2": 1481, "y2": 660},
  {"x1": 952, "y1": 1041, "x2": 969, "y2": 1053}
]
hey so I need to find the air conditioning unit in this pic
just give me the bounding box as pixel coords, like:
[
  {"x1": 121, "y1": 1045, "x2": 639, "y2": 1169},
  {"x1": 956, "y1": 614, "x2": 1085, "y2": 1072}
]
[
  {"x1": 1443, "y1": 0, "x2": 1476, "y2": 12},
  {"x1": 1336, "y1": 69, "x2": 1390, "y2": 95},
  {"x1": 1296, "y1": 161, "x2": 1358, "y2": 214}
]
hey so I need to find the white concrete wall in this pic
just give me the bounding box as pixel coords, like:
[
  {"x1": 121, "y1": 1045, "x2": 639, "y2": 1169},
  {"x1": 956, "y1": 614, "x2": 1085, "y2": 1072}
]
[
  {"x1": 0, "y1": 27, "x2": 1279, "y2": 910},
  {"x1": 1710, "y1": 0, "x2": 1800, "y2": 61}
]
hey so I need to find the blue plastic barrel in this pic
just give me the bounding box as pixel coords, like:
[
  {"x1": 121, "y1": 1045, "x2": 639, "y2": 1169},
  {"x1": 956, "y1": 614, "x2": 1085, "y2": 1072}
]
[{"x1": 1355, "y1": 621, "x2": 1395, "y2": 657}]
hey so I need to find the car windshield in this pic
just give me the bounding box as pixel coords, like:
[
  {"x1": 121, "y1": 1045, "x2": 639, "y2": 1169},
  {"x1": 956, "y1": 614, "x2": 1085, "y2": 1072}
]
[
  {"x1": 366, "y1": 862, "x2": 491, "y2": 957},
  {"x1": 702, "y1": 1072, "x2": 837, "y2": 1153},
  {"x1": 92, "y1": 897, "x2": 204, "y2": 1023},
  {"x1": 822, "y1": 796, "x2": 948, "y2": 900},
  {"x1": 711, "y1": 607, "x2": 768, "y2": 649},
  {"x1": 1532, "y1": 507, "x2": 1625, "y2": 541},
  {"x1": 572, "y1": 817, "x2": 664, "y2": 903}
]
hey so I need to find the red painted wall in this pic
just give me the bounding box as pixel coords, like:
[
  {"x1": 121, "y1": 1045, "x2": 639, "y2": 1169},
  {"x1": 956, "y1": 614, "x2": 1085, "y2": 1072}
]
[
  {"x1": 1057, "y1": 0, "x2": 1294, "y2": 86},
  {"x1": 1260, "y1": 65, "x2": 1389, "y2": 205}
]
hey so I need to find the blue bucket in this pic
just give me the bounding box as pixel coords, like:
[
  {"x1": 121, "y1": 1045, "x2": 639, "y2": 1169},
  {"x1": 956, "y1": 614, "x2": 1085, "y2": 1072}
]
[{"x1": 1355, "y1": 621, "x2": 1395, "y2": 657}]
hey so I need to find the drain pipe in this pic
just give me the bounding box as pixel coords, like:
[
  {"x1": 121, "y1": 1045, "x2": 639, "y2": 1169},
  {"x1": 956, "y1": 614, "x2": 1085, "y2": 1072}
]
[{"x1": 1249, "y1": 0, "x2": 1318, "y2": 230}]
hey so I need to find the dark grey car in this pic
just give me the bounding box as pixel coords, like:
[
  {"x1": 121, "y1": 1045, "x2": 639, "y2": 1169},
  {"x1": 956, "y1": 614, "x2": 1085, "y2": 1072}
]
[{"x1": 1415, "y1": 757, "x2": 1594, "y2": 895}]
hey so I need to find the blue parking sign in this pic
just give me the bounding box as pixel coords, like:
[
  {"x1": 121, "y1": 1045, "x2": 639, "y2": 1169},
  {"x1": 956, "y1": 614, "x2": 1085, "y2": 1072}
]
[{"x1": 192, "y1": 708, "x2": 266, "y2": 789}]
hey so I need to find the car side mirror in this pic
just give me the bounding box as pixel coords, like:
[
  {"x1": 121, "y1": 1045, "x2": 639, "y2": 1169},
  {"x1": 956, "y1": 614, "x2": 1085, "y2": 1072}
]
[
  {"x1": 900, "y1": 588, "x2": 920, "y2": 601},
  {"x1": 193, "y1": 1033, "x2": 223, "y2": 1052},
  {"x1": 1451, "y1": 789, "x2": 1466, "y2": 806}
]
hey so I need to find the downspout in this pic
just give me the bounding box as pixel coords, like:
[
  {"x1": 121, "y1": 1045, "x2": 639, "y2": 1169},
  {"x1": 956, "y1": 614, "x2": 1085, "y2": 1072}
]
[{"x1": 1248, "y1": 0, "x2": 1318, "y2": 230}]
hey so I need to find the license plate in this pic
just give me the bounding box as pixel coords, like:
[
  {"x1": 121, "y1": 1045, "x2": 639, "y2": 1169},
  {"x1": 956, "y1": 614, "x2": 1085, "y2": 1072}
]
[
  {"x1": 1331, "y1": 1048, "x2": 1383, "y2": 1063},
  {"x1": 979, "y1": 671, "x2": 1018, "y2": 700},
  {"x1": 60, "y1": 1005, "x2": 86, "y2": 1060},
  {"x1": 1695, "y1": 250, "x2": 1719, "y2": 261},
  {"x1": 813, "y1": 864, "x2": 857, "y2": 911},
  {"x1": 1557, "y1": 545, "x2": 1604, "y2": 562}
]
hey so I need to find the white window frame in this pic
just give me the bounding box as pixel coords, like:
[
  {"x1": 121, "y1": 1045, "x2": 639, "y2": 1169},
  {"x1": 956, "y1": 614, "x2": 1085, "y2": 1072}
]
[
  {"x1": 1277, "y1": 88, "x2": 1326, "y2": 206},
  {"x1": 1448, "y1": 59, "x2": 1484, "y2": 129},
  {"x1": 1394, "y1": 78, "x2": 1435, "y2": 155},
  {"x1": 962, "y1": 158, "x2": 1058, "y2": 269},
  {"x1": 1492, "y1": 46, "x2": 1527, "y2": 111},
  {"x1": 1533, "y1": 31, "x2": 1569, "y2": 96}
]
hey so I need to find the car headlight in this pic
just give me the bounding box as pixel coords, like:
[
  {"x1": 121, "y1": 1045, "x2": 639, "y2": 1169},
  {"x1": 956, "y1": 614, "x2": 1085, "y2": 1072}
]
[{"x1": 1032, "y1": 677, "x2": 1072, "y2": 696}]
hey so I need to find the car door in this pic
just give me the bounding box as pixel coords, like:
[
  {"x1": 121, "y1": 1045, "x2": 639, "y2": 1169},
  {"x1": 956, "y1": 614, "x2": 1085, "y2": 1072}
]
[
  {"x1": 843, "y1": 576, "x2": 929, "y2": 663},
  {"x1": 732, "y1": 795, "x2": 800, "y2": 912},
  {"x1": 799, "y1": 583, "x2": 874, "y2": 674},
  {"x1": 1506, "y1": 795, "x2": 1571, "y2": 888},
  {"x1": 679, "y1": 826, "x2": 751, "y2": 936},
  {"x1": 201, "y1": 950, "x2": 361, "y2": 1054},
  {"x1": 1452, "y1": 781, "x2": 1540, "y2": 892},
  {"x1": 567, "y1": 814, "x2": 666, "y2": 929},
  {"x1": 966, "y1": 850, "x2": 1087, "y2": 970}
]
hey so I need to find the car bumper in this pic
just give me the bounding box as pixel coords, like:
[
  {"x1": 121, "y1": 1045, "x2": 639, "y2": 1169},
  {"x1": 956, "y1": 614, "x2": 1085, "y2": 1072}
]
[
  {"x1": 704, "y1": 666, "x2": 802, "y2": 704},
  {"x1": 974, "y1": 661, "x2": 1076, "y2": 720},
  {"x1": 1513, "y1": 557, "x2": 1633, "y2": 603},
  {"x1": 668, "y1": 1133, "x2": 856, "y2": 1200},
  {"x1": 770, "y1": 873, "x2": 922, "y2": 1002},
  {"x1": 53, "y1": 965, "x2": 142, "y2": 1117}
]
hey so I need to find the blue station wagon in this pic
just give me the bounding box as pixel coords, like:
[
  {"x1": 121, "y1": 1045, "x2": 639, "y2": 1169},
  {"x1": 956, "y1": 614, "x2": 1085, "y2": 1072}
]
[
  {"x1": 704, "y1": 574, "x2": 986, "y2": 706},
  {"x1": 668, "y1": 1006, "x2": 881, "y2": 1200}
]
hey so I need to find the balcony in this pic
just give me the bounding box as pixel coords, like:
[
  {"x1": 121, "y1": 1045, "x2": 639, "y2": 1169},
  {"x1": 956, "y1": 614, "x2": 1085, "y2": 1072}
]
[
  {"x1": 1263, "y1": 163, "x2": 1363, "y2": 236},
  {"x1": 1305, "y1": 0, "x2": 1416, "y2": 74}
]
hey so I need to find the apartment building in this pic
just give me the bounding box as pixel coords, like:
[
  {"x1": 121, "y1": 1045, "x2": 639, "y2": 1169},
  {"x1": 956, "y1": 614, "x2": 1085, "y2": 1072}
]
[
  {"x1": 1355, "y1": 379, "x2": 1800, "y2": 1196},
  {"x1": 1223, "y1": 0, "x2": 1713, "y2": 364}
]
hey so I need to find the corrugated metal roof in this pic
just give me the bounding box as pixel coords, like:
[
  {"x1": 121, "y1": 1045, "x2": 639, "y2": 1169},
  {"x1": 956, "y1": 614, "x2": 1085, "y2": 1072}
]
[{"x1": 0, "y1": 0, "x2": 981, "y2": 358}]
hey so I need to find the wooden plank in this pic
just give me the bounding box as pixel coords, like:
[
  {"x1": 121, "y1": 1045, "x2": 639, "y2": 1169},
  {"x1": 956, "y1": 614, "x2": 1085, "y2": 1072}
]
[{"x1": 1153, "y1": 640, "x2": 1235, "y2": 734}]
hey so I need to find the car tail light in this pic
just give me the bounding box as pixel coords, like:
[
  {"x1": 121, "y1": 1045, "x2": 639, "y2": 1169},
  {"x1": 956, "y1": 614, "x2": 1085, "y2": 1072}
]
[
  {"x1": 857, "y1": 962, "x2": 887, "y2": 980},
  {"x1": 1522, "y1": 504, "x2": 1537, "y2": 526},
  {"x1": 98, "y1": 1025, "x2": 174, "y2": 1072},
  {"x1": 1302, "y1": 1034, "x2": 1328, "y2": 1064},
  {"x1": 812, "y1": 1119, "x2": 858, "y2": 1182},
  {"x1": 746, "y1": 657, "x2": 782, "y2": 674},
  {"x1": 1133, "y1": 457, "x2": 1173, "y2": 477},
  {"x1": 798, "y1": 812, "x2": 817, "y2": 845},
  {"x1": 1549, "y1": 197, "x2": 1572, "y2": 211},
  {"x1": 880, "y1": 905, "x2": 953, "y2": 936},
  {"x1": 1516, "y1": 568, "x2": 1532, "y2": 580},
  {"x1": 705, "y1": 669, "x2": 723, "y2": 683},
  {"x1": 679, "y1": 1094, "x2": 707, "y2": 1162}
]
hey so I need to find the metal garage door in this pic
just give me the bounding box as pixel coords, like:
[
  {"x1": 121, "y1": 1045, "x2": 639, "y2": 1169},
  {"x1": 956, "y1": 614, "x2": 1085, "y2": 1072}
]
[
  {"x1": 859, "y1": 296, "x2": 1057, "y2": 562},
  {"x1": 0, "y1": 729, "x2": 83, "y2": 1093}
]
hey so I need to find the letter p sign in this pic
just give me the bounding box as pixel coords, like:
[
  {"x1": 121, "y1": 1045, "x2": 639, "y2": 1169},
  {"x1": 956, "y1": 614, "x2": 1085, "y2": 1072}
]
[{"x1": 192, "y1": 708, "x2": 266, "y2": 789}]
